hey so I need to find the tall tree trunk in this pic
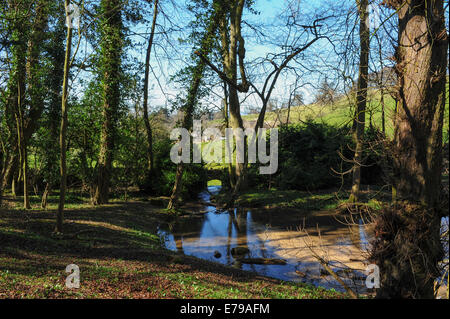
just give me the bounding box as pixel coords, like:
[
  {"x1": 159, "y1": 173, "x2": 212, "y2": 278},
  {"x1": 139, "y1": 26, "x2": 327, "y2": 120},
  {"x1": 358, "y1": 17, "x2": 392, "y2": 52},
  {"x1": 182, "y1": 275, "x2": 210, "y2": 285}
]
[
  {"x1": 142, "y1": 0, "x2": 159, "y2": 186},
  {"x1": 167, "y1": 60, "x2": 206, "y2": 210},
  {"x1": 168, "y1": 163, "x2": 185, "y2": 210},
  {"x1": 21, "y1": 136, "x2": 30, "y2": 209},
  {"x1": 228, "y1": 88, "x2": 247, "y2": 194},
  {"x1": 380, "y1": 90, "x2": 386, "y2": 134},
  {"x1": 371, "y1": 0, "x2": 448, "y2": 298},
  {"x1": 93, "y1": 0, "x2": 123, "y2": 205},
  {"x1": 223, "y1": 82, "x2": 236, "y2": 189},
  {"x1": 55, "y1": 0, "x2": 73, "y2": 234},
  {"x1": 0, "y1": 152, "x2": 3, "y2": 206},
  {"x1": 222, "y1": 0, "x2": 248, "y2": 196},
  {"x1": 3, "y1": 0, "x2": 49, "y2": 207},
  {"x1": 5, "y1": 0, "x2": 28, "y2": 207},
  {"x1": 13, "y1": 34, "x2": 28, "y2": 209},
  {"x1": 375, "y1": 32, "x2": 386, "y2": 135},
  {"x1": 349, "y1": 0, "x2": 369, "y2": 203},
  {"x1": 1, "y1": 153, "x2": 18, "y2": 195},
  {"x1": 11, "y1": 170, "x2": 18, "y2": 197},
  {"x1": 44, "y1": 1, "x2": 66, "y2": 202},
  {"x1": 22, "y1": 0, "x2": 49, "y2": 209},
  {"x1": 167, "y1": 3, "x2": 223, "y2": 209},
  {"x1": 1, "y1": 96, "x2": 18, "y2": 195},
  {"x1": 0, "y1": 102, "x2": 11, "y2": 206}
]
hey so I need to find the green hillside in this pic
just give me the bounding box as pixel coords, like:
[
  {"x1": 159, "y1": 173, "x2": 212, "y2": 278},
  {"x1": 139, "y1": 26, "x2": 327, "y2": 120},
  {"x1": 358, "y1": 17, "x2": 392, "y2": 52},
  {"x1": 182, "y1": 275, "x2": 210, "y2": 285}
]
[
  {"x1": 239, "y1": 85, "x2": 449, "y2": 139},
  {"x1": 203, "y1": 85, "x2": 449, "y2": 172}
]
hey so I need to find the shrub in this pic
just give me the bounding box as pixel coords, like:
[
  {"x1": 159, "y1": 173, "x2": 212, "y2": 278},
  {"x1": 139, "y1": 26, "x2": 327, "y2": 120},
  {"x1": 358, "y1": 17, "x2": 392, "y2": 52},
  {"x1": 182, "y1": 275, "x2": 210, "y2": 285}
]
[
  {"x1": 256, "y1": 121, "x2": 353, "y2": 190},
  {"x1": 249, "y1": 121, "x2": 391, "y2": 191}
]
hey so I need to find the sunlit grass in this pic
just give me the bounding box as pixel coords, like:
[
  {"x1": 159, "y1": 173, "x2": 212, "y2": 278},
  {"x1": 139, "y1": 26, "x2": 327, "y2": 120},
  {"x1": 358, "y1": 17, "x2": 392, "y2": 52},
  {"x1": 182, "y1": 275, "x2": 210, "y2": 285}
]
[
  {"x1": 237, "y1": 85, "x2": 449, "y2": 139},
  {"x1": 207, "y1": 179, "x2": 222, "y2": 187}
]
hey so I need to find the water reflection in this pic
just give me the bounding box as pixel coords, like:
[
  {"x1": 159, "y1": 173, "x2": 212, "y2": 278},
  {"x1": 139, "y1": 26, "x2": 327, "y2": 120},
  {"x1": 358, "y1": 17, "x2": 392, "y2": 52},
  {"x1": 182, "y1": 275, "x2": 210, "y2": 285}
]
[
  {"x1": 158, "y1": 187, "x2": 450, "y2": 296},
  {"x1": 158, "y1": 186, "x2": 373, "y2": 293}
]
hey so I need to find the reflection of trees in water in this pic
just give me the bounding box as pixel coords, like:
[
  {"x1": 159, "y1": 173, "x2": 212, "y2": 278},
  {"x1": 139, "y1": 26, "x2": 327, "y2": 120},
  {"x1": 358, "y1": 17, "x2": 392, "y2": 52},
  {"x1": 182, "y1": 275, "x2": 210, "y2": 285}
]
[
  {"x1": 157, "y1": 203, "x2": 376, "y2": 293},
  {"x1": 166, "y1": 221, "x2": 184, "y2": 254},
  {"x1": 229, "y1": 208, "x2": 249, "y2": 269},
  {"x1": 252, "y1": 215, "x2": 270, "y2": 260},
  {"x1": 236, "y1": 209, "x2": 248, "y2": 249},
  {"x1": 226, "y1": 212, "x2": 233, "y2": 265},
  {"x1": 165, "y1": 215, "x2": 207, "y2": 254},
  {"x1": 174, "y1": 232, "x2": 184, "y2": 254}
]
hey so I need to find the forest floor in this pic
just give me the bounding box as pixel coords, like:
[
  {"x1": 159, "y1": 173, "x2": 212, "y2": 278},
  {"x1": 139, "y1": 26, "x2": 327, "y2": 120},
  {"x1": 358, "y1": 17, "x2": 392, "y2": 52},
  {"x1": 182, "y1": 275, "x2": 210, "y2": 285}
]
[{"x1": 0, "y1": 193, "x2": 348, "y2": 299}]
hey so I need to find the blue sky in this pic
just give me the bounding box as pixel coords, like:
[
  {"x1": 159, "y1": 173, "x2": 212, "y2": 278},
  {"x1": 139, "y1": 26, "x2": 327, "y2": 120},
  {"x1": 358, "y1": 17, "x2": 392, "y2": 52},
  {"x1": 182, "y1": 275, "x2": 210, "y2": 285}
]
[
  {"x1": 127, "y1": 0, "x2": 336, "y2": 112},
  {"x1": 71, "y1": 0, "x2": 407, "y2": 114}
]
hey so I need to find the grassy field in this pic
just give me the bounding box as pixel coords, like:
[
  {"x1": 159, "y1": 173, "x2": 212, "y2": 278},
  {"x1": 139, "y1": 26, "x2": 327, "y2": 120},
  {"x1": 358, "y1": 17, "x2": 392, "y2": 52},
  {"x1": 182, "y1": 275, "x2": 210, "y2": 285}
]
[
  {"x1": 211, "y1": 85, "x2": 450, "y2": 140},
  {"x1": 0, "y1": 194, "x2": 348, "y2": 299},
  {"x1": 203, "y1": 85, "x2": 449, "y2": 174}
]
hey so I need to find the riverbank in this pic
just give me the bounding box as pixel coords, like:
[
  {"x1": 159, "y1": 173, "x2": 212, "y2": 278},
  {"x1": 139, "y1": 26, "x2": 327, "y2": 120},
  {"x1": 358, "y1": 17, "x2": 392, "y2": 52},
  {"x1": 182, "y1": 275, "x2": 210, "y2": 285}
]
[
  {"x1": 213, "y1": 185, "x2": 389, "y2": 212},
  {"x1": 0, "y1": 194, "x2": 348, "y2": 299}
]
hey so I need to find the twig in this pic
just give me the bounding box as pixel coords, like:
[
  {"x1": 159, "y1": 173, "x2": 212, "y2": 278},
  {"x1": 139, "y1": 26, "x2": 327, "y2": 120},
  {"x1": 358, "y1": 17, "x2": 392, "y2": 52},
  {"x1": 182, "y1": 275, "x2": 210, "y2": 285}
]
[{"x1": 316, "y1": 256, "x2": 359, "y2": 299}]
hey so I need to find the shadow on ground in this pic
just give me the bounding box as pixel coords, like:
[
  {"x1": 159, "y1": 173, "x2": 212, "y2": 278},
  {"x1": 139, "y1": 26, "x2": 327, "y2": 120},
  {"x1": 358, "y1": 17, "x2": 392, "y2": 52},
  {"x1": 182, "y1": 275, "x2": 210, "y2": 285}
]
[{"x1": 0, "y1": 196, "x2": 346, "y2": 299}]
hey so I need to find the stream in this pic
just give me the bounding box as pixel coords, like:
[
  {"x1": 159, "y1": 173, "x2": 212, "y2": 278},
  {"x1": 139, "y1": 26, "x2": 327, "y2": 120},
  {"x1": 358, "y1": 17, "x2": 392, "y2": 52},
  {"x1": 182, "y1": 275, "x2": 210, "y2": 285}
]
[
  {"x1": 158, "y1": 186, "x2": 373, "y2": 294},
  {"x1": 158, "y1": 186, "x2": 449, "y2": 296}
]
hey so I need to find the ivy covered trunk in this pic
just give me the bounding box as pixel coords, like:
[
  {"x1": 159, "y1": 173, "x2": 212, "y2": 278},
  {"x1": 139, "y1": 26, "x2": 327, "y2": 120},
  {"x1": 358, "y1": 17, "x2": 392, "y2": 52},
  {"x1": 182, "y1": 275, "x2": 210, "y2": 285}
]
[
  {"x1": 94, "y1": 0, "x2": 123, "y2": 205},
  {"x1": 221, "y1": 0, "x2": 248, "y2": 196},
  {"x1": 167, "y1": 2, "x2": 222, "y2": 209},
  {"x1": 7, "y1": 0, "x2": 28, "y2": 208},
  {"x1": 55, "y1": 0, "x2": 73, "y2": 233},
  {"x1": 371, "y1": 0, "x2": 448, "y2": 298}
]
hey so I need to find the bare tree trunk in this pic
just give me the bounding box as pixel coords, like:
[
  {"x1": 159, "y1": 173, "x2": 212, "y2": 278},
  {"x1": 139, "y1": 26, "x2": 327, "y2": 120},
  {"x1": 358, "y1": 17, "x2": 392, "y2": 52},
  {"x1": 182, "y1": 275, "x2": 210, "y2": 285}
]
[
  {"x1": 286, "y1": 91, "x2": 292, "y2": 126},
  {"x1": 142, "y1": 0, "x2": 159, "y2": 183},
  {"x1": 222, "y1": 0, "x2": 248, "y2": 196},
  {"x1": 371, "y1": 0, "x2": 448, "y2": 299},
  {"x1": 374, "y1": 32, "x2": 386, "y2": 135},
  {"x1": 349, "y1": 0, "x2": 369, "y2": 203},
  {"x1": 228, "y1": 89, "x2": 247, "y2": 194},
  {"x1": 22, "y1": 140, "x2": 30, "y2": 209},
  {"x1": 1, "y1": 154, "x2": 17, "y2": 194},
  {"x1": 0, "y1": 137, "x2": 7, "y2": 206},
  {"x1": 11, "y1": 171, "x2": 17, "y2": 198},
  {"x1": 168, "y1": 163, "x2": 184, "y2": 210},
  {"x1": 223, "y1": 82, "x2": 236, "y2": 189},
  {"x1": 380, "y1": 90, "x2": 386, "y2": 134},
  {"x1": 55, "y1": 0, "x2": 73, "y2": 233},
  {"x1": 41, "y1": 182, "x2": 49, "y2": 209}
]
